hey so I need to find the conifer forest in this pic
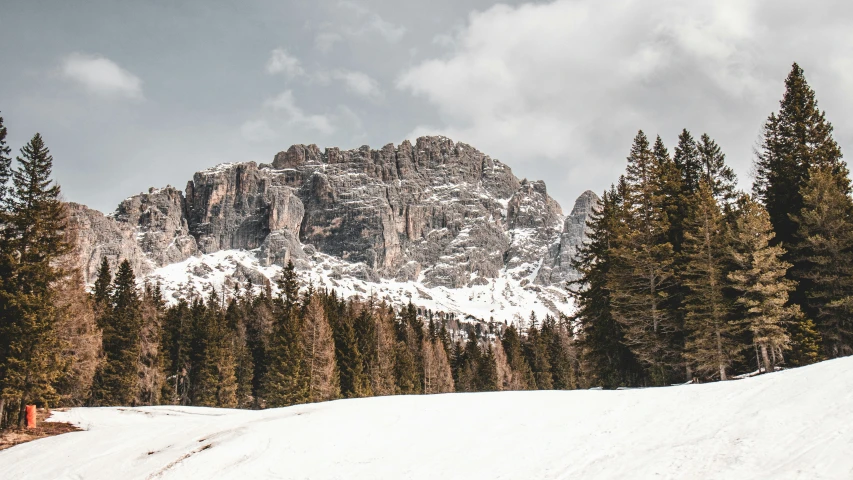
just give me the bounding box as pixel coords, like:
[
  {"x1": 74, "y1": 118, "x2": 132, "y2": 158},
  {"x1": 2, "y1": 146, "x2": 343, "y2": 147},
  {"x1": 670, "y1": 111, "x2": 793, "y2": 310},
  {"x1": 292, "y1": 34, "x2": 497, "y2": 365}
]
[{"x1": 1, "y1": 63, "x2": 852, "y2": 430}]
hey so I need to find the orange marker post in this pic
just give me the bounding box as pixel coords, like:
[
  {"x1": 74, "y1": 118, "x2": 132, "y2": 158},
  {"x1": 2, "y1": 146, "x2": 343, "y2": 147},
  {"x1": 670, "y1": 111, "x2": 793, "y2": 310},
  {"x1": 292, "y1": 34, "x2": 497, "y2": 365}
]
[{"x1": 26, "y1": 405, "x2": 36, "y2": 429}]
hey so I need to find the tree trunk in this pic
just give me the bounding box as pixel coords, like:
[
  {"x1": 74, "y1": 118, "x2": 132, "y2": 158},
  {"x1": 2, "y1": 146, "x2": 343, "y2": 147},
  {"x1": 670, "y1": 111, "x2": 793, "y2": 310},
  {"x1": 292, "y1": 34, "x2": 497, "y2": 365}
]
[
  {"x1": 0, "y1": 397, "x2": 5, "y2": 430},
  {"x1": 760, "y1": 344, "x2": 772, "y2": 374},
  {"x1": 18, "y1": 398, "x2": 27, "y2": 428},
  {"x1": 715, "y1": 325, "x2": 726, "y2": 381}
]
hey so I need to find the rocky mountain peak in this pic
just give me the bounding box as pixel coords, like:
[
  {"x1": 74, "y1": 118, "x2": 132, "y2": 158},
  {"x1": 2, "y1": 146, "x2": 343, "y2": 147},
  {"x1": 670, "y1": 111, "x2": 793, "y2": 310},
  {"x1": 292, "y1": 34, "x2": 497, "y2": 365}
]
[{"x1": 67, "y1": 136, "x2": 598, "y2": 322}]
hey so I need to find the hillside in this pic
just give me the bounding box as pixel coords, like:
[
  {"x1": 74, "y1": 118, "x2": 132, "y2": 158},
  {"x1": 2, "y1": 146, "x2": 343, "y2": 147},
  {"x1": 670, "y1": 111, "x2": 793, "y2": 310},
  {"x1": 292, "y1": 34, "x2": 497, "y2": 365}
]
[{"x1": 2, "y1": 357, "x2": 850, "y2": 479}]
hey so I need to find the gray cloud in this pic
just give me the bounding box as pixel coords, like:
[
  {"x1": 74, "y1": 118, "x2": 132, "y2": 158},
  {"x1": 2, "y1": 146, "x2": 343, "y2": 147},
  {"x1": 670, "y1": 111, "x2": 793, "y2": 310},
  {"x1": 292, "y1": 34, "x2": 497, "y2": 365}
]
[
  {"x1": 60, "y1": 53, "x2": 143, "y2": 99},
  {"x1": 2, "y1": 0, "x2": 853, "y2": 216},
  {"x1": 398, "y1": 0, "x2": 853, "y2": 204},
  {"x1": 266, "y1": 48, "x2": 305, "y2": 78}
]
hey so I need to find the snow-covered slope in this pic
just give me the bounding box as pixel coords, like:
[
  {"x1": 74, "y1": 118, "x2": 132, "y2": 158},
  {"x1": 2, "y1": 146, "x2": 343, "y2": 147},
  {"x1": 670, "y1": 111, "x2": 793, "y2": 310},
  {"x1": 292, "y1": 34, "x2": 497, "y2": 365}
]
[
  {"x1": 3, "y1": 357, "x2": 851, "y2": 479},
  {"x1": 147, "y1": 248, "x2": 572, "y2": 326}
]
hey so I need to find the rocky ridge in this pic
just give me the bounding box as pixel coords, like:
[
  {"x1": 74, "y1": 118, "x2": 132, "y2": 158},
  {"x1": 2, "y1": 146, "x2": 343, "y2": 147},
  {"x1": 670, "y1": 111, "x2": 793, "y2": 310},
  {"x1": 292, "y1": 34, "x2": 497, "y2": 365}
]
[{"x1": 68, "y1": 136, "x2": 598, "y2": 322}]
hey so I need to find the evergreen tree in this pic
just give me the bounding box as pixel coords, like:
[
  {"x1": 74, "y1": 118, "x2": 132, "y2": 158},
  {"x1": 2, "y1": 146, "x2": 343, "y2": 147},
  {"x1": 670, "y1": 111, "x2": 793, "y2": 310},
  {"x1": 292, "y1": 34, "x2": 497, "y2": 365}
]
[
  {"x1": 160, "y1": 299, "x2": 191, "y2": 405},
  {"x1": 673, "y1": 129, "x2": 702, "y2": 196},
  {"x1": 225, "y1": 295, "x2": 255, "y2": 408},
  {"x1": 681, "y1": 182, "x2": 740, "y2": 380},
  {"x1": 136, "y1": 284, "x2": 165, "y2": 405},
  {"x1": 542, "y1": 316, "x2": 574, "y2": 389},
  {"x1": 333, "y1": 305, "x2": 370, "y2": 399},
  {"x1": 0, "y1": 134, "x2": 72, "y2": 425},
  {"x1": 453, "y1": 330, "x2": 481, "y2": 392},
  {"x1": 610, "y1": 131, "x2": 678, "y2": 384},
  {"x1": 696, "y1": 134, "x2": 737, "y2": 208},
  {"x1": 476, "y1": 343, "x2": 499, "y2": 392},
  {"x1": 789, "y1": 165, "x2": 853, "y2": 359},
  {"x1": 369, "y1": 304, "x2": 397, "y2": 396},
  {"x1": 93, "y1": 257, "x2": 112, "y2": 307},
  {"x1": 754, "y1": 63, "x2": 844, "y2": 251},
  {"x1": 422, "y1": 336, "x2": 454, "y2": 394},
  {"x1": 523, "y1": 323, "x2": 553, "y2": 390},
  {"x1": 0, "y1": 113, "x2": 11, "y2": 204},
  {"x1": 90, "y1": 260, "x2": 143, "y2": 405},
  {"x1": 302, "y1": 294, "x2": 339, "y2": 402},
  {"x1": 728, "y1": 196, "x2": 798, "y2": 373},
  {"x1": 262, "y1": 270, "x2": 309, "y2": 407},
  {"x1": 570, "y1": 186, "x2": 644, "y2": 388},
  {"x1": 500, "y1": 324, "x2": 534, "y2": 390}
]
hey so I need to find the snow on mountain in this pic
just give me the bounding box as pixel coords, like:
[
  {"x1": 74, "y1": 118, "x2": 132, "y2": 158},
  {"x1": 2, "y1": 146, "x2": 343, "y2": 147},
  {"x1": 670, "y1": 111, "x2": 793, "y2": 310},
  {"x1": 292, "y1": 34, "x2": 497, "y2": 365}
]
[
  {"x1": 67, "y1": 137, "x2": 598, "y2": 321},
  {"x1": 148, "y1": 247, "x2": 572, "y2": 327},
  {"x1": 3, "y1": 356, "x2": 851, "y2": 479}
]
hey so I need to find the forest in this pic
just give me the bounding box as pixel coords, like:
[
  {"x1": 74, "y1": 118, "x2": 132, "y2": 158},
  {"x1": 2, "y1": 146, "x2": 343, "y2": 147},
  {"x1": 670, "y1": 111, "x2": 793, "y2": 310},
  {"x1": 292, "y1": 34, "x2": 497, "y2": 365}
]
[
  {"x1": 0, "y1": 63, "x2": 851, "y2": 429},
  {"x1": 571, "y1": 63, "x2": 852, "y2": 387}
]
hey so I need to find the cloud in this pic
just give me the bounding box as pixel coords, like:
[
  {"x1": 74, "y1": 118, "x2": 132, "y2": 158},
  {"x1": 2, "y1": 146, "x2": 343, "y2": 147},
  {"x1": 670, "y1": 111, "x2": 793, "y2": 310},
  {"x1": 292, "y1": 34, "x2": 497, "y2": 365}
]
[
  {"x1": 263, "y1": 90, "x2": 335, "y2": 135},
  {"x1": 338, "y1": 1, "x2": 406, "y2": 43},
  {"x1": 60, "y1": 53, "x2": 143, "y2": 99},
  {"x1": 240, "y1": 119, "x2": 277, "y2": 142},
  {"x1": 315, "y1": 32, "x2": 343, "y2": 53},
  {"x1": 266, "y1": 48, "x2": 305, "y2": 78},
  {"x1": 331, "y1": 70, "x2": 382, "y2": 98},
  {"x1": 396, "y1": 0, "x2": 853, "y2": 202}
]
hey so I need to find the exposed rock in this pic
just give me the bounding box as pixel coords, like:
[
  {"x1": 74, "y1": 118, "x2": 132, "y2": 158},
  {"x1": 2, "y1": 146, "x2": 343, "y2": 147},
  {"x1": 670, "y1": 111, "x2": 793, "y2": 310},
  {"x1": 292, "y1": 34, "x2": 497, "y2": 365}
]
[
  {"x1": 68, "y1": 136, "x2": 597, "y2": 318},
  {"x1": 66, "y1": 203, "x2": 151, "y2": 284},
  {"x1": 536, "y1": 189, "x2": 600, "y2": 285}
]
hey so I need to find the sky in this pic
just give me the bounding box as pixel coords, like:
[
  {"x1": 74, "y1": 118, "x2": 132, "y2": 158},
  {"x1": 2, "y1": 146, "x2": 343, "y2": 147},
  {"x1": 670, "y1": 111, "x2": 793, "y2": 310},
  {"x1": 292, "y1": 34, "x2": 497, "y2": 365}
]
[{"x1": 2, "y1": 0, "x2": 853, "y2": 214}]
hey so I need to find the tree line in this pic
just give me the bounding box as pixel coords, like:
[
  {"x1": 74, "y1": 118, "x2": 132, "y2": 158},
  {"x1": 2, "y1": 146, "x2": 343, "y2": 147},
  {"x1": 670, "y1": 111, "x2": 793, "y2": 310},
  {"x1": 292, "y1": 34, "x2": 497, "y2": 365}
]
[{"x1": 570, "y1": 63, "x2": 852, "y2": 387}]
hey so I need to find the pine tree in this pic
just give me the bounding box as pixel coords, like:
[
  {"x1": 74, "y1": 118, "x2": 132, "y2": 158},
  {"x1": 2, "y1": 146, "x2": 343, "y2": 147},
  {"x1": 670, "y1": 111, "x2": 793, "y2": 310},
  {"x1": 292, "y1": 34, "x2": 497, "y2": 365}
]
[
  {"x1": 696, "y1": 134, "x2": 737, "y2": 209},
  {"x1": 53, "y1": 268, "x2": 101, "y2": 407},
  {"x1": 754, "y1": 63, "x2": 844, "y2": 251},
  {"x1": 302, "y1": 294, "x2": 339, "y2": 402},
  {"x1": 160, "y1": 299, "x2": 191, "y2": 405},
  {"x1": 673, "y1": 129, "x2": 702, "y2": 196},
  {"x1": 369, "y1": 304, "x2": 397, "y2": 396},
  {"x1": 422, "y1": 336, "x2": 454, "y2": 394},
  {"x1": 453, "y1": 330, "x2": 481, "y2": 392},
  {"x1": 570, "y1": 186, "x2": 644, "y2": 388},
  {"x1": 476, "y1": 343, "x2": 499, "y2": 392},
  {"x1": 333, "y1": 306, "x2": 370, "y2": 399},
  {"x1": 789, "y1": 165, "x2": 853, "y2": 359},
  {"x1": 0, "y1": 113, "x2": 12, "y2": 204},
  {"x1": 93, "y1": 257, "x2": 112, "y2": 307},
  {"x1": 0, "y1": 134, "x2": 72, "y2": 426},
  {"x1": 523, "y1": 323, "x2": 553, "y2": 390},
  {"x1": 500, "y1": 324, "x2": 534, "y2": 390},
  {"x1": 610, "y1": 131, "x2": 678, "y2": 384},
  {"x1": 225, "y1": 295, "x2": 254, "y2": 408},
  {"x1": 542, "y1": 316, "x2": 574, "y2": 389},
  {"x1": 90, "y1": 260, "x2": 143, "y2": 405},
  {"x1": 728, "y1": 196, "x2": 798, "y2": 373},
  {"x1": 136, "y1": 284, "x2": 165, "y2": 405},
  {"x1": 681, "y1": 182, "x2": 740, "y2": 380},
  {"x1": 261, "y1": 286, "x2": 308, "y2": 407}
]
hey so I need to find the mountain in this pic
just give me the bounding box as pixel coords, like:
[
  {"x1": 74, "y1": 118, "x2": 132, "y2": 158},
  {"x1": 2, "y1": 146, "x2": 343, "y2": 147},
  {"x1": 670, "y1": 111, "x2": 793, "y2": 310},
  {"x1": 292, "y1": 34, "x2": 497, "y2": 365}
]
[
  {"x1": 67, "y1": 136, "x2": 598, "y2": 324},
  {"x1": 3, "y1": 356, "x2": 851, "y2": 479}
]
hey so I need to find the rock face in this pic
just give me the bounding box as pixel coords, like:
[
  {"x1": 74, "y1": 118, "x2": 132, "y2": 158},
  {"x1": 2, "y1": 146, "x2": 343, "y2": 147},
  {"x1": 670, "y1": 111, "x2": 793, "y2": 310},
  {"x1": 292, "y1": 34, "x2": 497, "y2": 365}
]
[
  {"x1": 69, "y1": 136, "x2": 598, "y2": 315},
  {"x1": 67, "y1": 203, "x2": 150, "y2": 284},
  {"x1": 536, "y1": 190, "x2": 601, "y2": 285}
]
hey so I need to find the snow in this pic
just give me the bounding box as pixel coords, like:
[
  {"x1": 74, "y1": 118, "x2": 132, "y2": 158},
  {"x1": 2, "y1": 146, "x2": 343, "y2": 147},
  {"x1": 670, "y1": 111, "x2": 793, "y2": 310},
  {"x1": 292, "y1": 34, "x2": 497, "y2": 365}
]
[
  {"x1": 2, "y1": 357, "x2": 852, "y2": 479},
  {"x1": 143, "y1": 249, "x2": 572, "y2": 326}
]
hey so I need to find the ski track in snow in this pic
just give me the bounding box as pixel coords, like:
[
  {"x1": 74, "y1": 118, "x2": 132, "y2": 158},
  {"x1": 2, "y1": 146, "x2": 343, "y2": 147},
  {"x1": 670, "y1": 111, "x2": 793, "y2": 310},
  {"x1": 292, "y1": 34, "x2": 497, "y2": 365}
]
[{"x1": 2, "y1": 357, "x2": 852, "y2": 479}]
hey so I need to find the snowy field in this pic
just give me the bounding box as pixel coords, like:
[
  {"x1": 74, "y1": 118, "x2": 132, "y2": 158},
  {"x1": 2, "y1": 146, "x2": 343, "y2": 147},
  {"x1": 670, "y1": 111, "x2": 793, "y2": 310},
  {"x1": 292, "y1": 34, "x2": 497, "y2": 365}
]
[{"x1": 2, "y1": 357, "x2": 852, "y2": 479}]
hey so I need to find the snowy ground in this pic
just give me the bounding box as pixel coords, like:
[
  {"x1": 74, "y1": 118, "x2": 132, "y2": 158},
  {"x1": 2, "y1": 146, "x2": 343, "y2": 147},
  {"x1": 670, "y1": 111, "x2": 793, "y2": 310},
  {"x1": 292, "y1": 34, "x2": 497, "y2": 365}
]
[{"x1": 2, "y1": 357, "x2": 851, "y2": 479}]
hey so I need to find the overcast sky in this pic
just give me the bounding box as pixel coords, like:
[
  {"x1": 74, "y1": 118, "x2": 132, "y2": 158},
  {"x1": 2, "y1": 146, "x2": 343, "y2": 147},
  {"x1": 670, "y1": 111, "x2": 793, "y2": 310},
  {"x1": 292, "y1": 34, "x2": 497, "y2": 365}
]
[{"x1": 2, "y1": 0, "x2": 852, "y2": 213}]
